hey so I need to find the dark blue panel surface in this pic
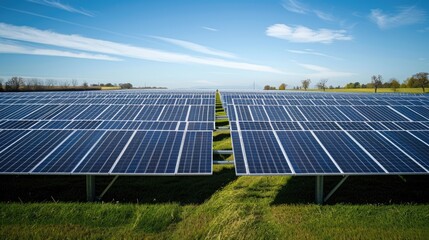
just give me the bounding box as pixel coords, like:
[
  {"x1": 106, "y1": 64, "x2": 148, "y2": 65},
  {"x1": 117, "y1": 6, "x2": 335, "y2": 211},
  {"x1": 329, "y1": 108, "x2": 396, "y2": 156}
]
[
  {"x1": 349, "y1": 131, "x2": 426, "y2": 173},
  {"x1": 380, "y1": 131, "x2": 429, "y2": 170},
  {"x1": 314, "y1": 131, "x2": 384, "y2": 173},
  {"x1": 277, "y1": 131, "x2": 340, "y2": 174},
  {"x1": 231, "y1": 131, "x2": 246, "y2": 174},
  {"x1": 111, "y1": 131, "x2": 183, "y2": 174},
  {"x1": 0, "y1": 130, "x2": 73, "y2": 173},
  {"x1": 74, "y1": 131, "x2": 134, "y2": 173},
  {"x1": 33, "y1": 130, "x2": 104, "y2": 173},
  {"x1": 177, "y1": 131, "x2": 212, "y2": 174},
  {"x1": 241, "y1": 131, "x2": 292, "y2": 174}
]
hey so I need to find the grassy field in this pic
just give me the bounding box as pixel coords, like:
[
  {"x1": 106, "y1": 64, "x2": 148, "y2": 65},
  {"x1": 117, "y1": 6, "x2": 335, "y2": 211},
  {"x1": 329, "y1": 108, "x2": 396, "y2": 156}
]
[
  {"x1": 1, "y1": 91, "x2": 429, "y2": 239},
  {"x1": 312, "y1": 88, "x2": 426, "y2": 93}
]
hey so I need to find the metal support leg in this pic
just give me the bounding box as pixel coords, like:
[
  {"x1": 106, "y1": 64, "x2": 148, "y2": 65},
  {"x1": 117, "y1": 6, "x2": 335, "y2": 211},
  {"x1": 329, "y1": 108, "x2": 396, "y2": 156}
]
[
  {"x1": 324, "y1": 175, "x2": 349, "y2": 203},
  {"x1": 315, "y1": 176, "x2": 324, "y2": 205},
  {"x1": 86, "y1": 175, "x2": 95, "y2": 202},
  {"x1": 97, "y1": 175, "x2": 119, "y2": 201}
]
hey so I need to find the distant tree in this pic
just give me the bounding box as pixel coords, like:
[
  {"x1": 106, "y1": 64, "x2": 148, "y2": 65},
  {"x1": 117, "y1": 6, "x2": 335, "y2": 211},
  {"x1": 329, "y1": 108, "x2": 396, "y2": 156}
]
[
  {"x1": 45, "y1": 79, "x2": 57, "y2": 88},
  {"x1": 105, "y1": 83, "x2": 114, "y2": 87},
  {"x1": 61, "y1": 80, "x2": 70, "y2": 88},
  {"x1": 83, "y1": 81, "x2": 88, "y2": 88},
  {"x1": 345, "y1": 82, "x2": 354, "y2": 89},
  {"x1": 119, "y1": 83, "x2": 133, "y2": 89},
  {"x1": 263, "y1": 85, "x2": 270, "y2": 90},
  {"x1": 371, "y1": 75, "x2": 383, "y2": 93},
  {"x1": 413, "y1": 72, "x2": 429, "y2": 92},
  {"x1": 329, "y1": 85, "x2": 334, "y2": 89},
  {"x1": 279, "y1": 83, "x2": 287, "y2": 90},
  {"x1": 301, "y1": 79, "x2": 311, "y2": 91},
  {"x1": 5, "y1": 76, "x2": 24, "y2": 91},
  {"x1": 354, "y1": 82, "x2": 361, "y2": 88},
  {"x1": 0, "y1": 78, "x2": 3, "y2": 91},
  {"x1": 71, "y1": 79, "x2": 79, "y2": 87},
  {"x1": 316, "y1": 79, "x2": 328, "y2": 91},
  {"x1": 389, "y1": 78, "x2": 400, "y2": 92}
]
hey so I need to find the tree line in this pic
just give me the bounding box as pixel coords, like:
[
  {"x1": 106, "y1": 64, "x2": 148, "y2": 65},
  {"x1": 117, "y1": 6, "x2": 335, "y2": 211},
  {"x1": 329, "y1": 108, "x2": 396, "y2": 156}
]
[
  {"x1": 263, "y1": 72, "x2": 429, "y2": 93},
  {"x1": 0, "y1": 76, "x2": 134, "y2": 91}
]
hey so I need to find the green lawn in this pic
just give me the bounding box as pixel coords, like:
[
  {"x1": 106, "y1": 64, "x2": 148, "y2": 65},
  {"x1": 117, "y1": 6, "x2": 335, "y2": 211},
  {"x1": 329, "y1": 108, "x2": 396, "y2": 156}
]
[
  {"x1": 310, "y1": 88, "x2": 426, "y2": 93},
  {"x1": 1, "y1": 91, "x2": 429, "y2": 239}
]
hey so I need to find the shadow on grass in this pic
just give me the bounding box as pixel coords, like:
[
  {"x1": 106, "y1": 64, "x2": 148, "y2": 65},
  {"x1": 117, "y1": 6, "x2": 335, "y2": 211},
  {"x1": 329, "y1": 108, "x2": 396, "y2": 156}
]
[
  {"x1": 213, "y1": 132, "x2": 231, "y2": 142},
  {"x1": 272, "y1": 175, "x2": 429, "y2": 205},
  {"x1": 0, "y1": 167, "x2": 237, "y2": 204}
]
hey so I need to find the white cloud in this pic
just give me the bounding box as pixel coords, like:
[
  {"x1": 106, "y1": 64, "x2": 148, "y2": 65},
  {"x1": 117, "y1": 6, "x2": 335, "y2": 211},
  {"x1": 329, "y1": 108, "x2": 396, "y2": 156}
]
[
  {"x1": 266, "y1": 24, "x2": 352, "y2": 43},
  {"x1": 298, "y1": 63, "x2": 354, "y2": 78},
  {"x1": 0, "y1": 23, "x2": 282, "y2": 74},
  {"x1": 28, "y1": 0, "x2": 94, "y2": 17},
  {"x1": 370, "y1": 6, "x2": 426, "y2": 29},
  {"x1": 282, "y1": 0, "x2": 307, "y2": 14},
  {"x1": 282, "y1": 0, "x2": 334, "y2": 22},
  {"x1": 202, "y1": 26, "x2": 218, "y2": 32},
  {"x1": 153, "y1": 36, "x2": 237, "y2": 59},
  {"x1": 0, "y1": 41, "x2": 122, "y2": 61},
  {"x1": 287, "y1": 49, "x2": 342, "y2": 60},
  {"x1": 313, "y1": 10, "x2": 334, "y2": 22}
]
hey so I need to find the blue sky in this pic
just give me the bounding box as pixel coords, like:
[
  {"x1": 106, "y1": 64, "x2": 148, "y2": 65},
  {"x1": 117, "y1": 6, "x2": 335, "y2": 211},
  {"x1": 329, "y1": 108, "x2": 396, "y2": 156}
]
[{"x1": 0, "y1": 0, "x2": 428, "y2": 89}]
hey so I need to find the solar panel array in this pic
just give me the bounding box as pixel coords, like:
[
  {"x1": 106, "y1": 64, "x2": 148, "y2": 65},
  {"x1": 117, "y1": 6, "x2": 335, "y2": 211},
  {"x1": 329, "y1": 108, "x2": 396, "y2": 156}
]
[
  {"x1": 0, "y1": 91, "x2": 215, "y2": 175},
  {"x1": 222, "y1": 91, "x2": 429, "y2": 176}
]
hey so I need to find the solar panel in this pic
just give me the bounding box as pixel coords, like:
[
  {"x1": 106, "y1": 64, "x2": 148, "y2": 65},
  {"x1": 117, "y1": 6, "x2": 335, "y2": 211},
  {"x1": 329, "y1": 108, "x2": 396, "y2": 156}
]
[
  {"x1": 222, "y1": 91, "x2": 429, "y2": 175},
  {"x1": 0, "y1": 90, "x2": 215, "y2": 176}
]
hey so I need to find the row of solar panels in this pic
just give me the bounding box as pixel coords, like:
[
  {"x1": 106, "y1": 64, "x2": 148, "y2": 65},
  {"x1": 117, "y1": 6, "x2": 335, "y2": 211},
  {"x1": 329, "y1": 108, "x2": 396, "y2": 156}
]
[
  {"x1": 222, "y1": 92, "x2": 429, "y2": 106},
  {"x1": 0, "y1": 120, "x2": 214, "y2": 131},
  {"x1": 0, "y1": 98, "x2": 215, "y2": 105},
  {"x1": 0, "y1": 129, "x2": 212, "y2": 175},
  {"x1": 230, "y1": 121, "x2": 429, "y2": 131},
  {"x1": 231, "y1": 130, "x2": 429, "y2": 175},
  {"x1": 0, "y1": 91, "x2": 216, "y2": 176},
  {"x1": 222, "y1": 91, "x2": 429, "y2": 176},
  {"x1": 0, "y1": 105, "x2": 215, "y2": 121},
  {"x1": 227, "y1": 105, "x2": 429, "y2": 122}
]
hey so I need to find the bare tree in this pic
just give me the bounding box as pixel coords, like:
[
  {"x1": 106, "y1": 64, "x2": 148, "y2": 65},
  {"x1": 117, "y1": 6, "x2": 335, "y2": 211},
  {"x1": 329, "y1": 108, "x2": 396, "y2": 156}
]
[
  {"x1": 413, "y1": 72, "x2": 429, "y2": 93},
  {"x1": 45, "y1": 79, "x2": 57, "y2": 89},
  {"x1": 316, "y1": 79, "x2": 328, "y2": 91},
  {"x1": 71, "y1": 79, "x2": 79, "y2": 87},
  {"x1": 301, "y1": 79, "x2": 311, "y2": 91},
  {"x1": 61, "y1": 80, "x2": 70, "y2": 88},
  {"x1": 5, "y1": 76, "x2": 24, "y2": 91},
  {"x1": 279, "y1": 83, "x2": 287, "y2": 90},
  {"x1": 371, "y1": 75, "x2": 383, "y2": 93},
  {"x1": 389, "y1": 78, "x2": 400, "y2": 92}
]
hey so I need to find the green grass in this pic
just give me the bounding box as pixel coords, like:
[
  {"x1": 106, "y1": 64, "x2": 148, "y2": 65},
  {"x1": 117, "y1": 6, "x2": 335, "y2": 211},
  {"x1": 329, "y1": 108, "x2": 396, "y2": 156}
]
[
  {"x1": 310, "y1": 88, "x2": 426, "y2": 93},
  {"x1": 1, "y1": 173, "x2": 429, "y2": 239},
  {"x1": 1, "y1": 90, "x2": 429, "y2": 239}
]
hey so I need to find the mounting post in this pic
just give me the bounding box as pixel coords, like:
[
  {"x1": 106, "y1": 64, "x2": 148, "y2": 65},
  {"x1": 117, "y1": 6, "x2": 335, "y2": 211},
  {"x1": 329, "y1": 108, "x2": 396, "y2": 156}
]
[
  {"x1": 86, "y1": 175, "x2": 95, "y2": 202},
  {"x1": 315, "y1": 176, "x2": 324, "y2": 205}
]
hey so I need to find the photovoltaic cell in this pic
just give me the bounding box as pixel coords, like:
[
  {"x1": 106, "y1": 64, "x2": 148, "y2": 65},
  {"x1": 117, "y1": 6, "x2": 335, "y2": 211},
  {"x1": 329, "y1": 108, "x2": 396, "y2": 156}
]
[
  {"x1": 177, "y1": 131, "x2": 212, "y2": 174},
  {"x1": 349, "y1": 131, "x2": 426, "y2": 173},
  {"x1": 277, "y1": 131, "x2": 340, "y2": 174},
  {"x1": 314, "y1": 131, "x2": 384, "y2": 173}
]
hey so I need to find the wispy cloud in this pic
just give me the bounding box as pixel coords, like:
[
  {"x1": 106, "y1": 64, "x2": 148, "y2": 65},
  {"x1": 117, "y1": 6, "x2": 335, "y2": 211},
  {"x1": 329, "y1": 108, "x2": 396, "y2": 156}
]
[
  {"x1": 153, "y1": 36, "x2": 237, "y2": 59},
  {"x1": 202, "y1": 26, "x2": 218, "y2": 32},
  {"x1": 282, "y1": 0, "x2": 334, "y2": 21},
  {"x1": 0, "y1": 23, "x2": 282, "y2": 74},
  {"x1": 287, "y1": 49, "x2": 342, "y2": 60},
  {"x1": 0, "y1": 41, "x2": 122, "y2": 61},
  {"x1": 298, "y1": 63, "x2": 354, "y2": 78},
  {"x1": 28, "y1": 0, "x2": 94, "y2": 17},
  {"x1": 370, "y1": 6, "x2": 426, "y2": 29},
  {"x1": 282, "y1": 0, "x2": 307, "y2": 14},
  {"x1": 266, "y1": 24, "x2": 352, "y2": 43}
]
